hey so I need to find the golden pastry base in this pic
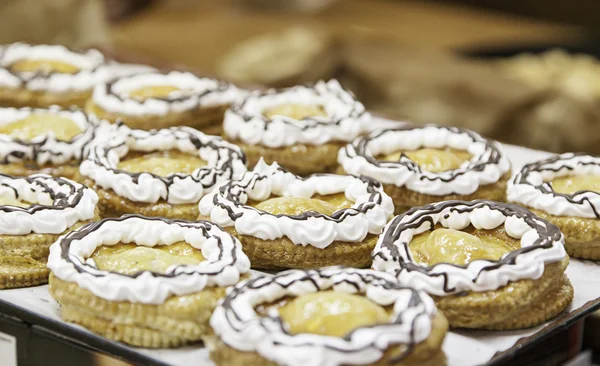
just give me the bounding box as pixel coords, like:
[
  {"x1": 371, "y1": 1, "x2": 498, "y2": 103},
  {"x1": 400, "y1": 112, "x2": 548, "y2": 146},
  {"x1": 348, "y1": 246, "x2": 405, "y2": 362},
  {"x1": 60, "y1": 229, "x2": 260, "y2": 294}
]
[
  {"x1": 0, "y1": 160, "x2": 80, "y2": 180},
  {"x1": 529, "y1": 208, "x2": 600, "y2": 260},
  {"x1": 85, "y1": 179, "x2": 199, "y2": 220},
  {"x1": 206, "y1": 313, "x2": 448, "y2": 366},
  {"x1": 0, "y1": 214, "x2": 99, "y2": 289},
  {"x1": 223, "y1": 226, "x2": 377, "y2": 270},
  {"x1": 85, "y1": 100, "x2": 228, "y2": 135},
  {"x1": 228, "y1": 138, "x2": 346, "y2": 176},
  {"x1": 49, "y1": 274, "x2": 228, "y2": 348},
  {"x1": 434, "y1": 258, "x2": 573, "y2": 330},
  {"x1": 0, "y1": 87, "x2": 89, "y2": 109}
]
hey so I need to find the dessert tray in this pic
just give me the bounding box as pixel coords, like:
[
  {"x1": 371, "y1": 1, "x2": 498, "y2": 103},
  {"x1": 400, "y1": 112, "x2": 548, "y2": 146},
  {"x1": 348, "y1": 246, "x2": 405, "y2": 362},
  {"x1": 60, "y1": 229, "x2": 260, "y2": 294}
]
[{"x1": 1, "y1": 118, "x2": 599, "y2": 366}]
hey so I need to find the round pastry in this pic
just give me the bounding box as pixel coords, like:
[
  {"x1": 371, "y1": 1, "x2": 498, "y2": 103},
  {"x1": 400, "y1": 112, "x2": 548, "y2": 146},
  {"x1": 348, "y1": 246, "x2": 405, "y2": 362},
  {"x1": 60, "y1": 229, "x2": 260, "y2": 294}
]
[
  {"x1": 79, "y1": 124, "x2": 247, "y2": 220},
  {"x1": 199, "y1": 160, "x2": 394, "y2": 270},
  {"x1": 338, "y1": 125, "x2": 511, "y2": 214},
  {"x1": 85, "y1": 71, "x2": 244, "y2": 134},
  {"x1": 0, "y1": 43, "x2": 153, "y2": 109},
  {"x1": 47, "y1": 215, "x2": 251, "y2": 348},
  {"x1": 0, "y1": 107, "x2": 103, "y2": 179},
  {"x1": 0, "y1": 174, "x2": 99, "y2": 289},
  {"x1": 508, "y1": 153, "x2": 600, "y2": 259},
  {"x1": 223, "y1": 80, "x2": 370, "y2": 175},
  {"x1": 207, "y1": 267, "x2": 448, "y2": 366},
  {"x1": 372, "y1": 200, "x2": 573, "y2": 330}
]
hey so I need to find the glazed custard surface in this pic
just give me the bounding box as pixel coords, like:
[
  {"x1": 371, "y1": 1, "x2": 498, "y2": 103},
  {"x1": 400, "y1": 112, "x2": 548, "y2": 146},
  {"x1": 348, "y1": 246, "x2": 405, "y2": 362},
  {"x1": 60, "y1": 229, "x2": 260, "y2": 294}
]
[
  {"x1": 0, "y1": 113, "x2": 82, "y2": 141},
  {"x1": 263, "y1": 103, "x2": 327, "y2": 120},
  {"x1": 380, "y1": 147, "x2": 472, "y2": 173},
  {"x1": 250, "y1": 193, "x2": 354, "y2": 216},
  {"x1": 117, "y1": 150, "x2": 207, "y2": 177},
  {"x1": 550, "y1": 175, "x2": 600, "y2": 194}
]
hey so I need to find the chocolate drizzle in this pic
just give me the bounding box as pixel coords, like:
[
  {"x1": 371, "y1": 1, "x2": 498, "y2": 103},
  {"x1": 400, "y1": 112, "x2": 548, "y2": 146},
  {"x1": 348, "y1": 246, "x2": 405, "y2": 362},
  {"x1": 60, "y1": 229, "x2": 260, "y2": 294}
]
[
  {"x1": 216, "y1": 267, "x2": 435, "y2": 363},
  {"x1": 511, "y1": 152, "x2": 600, "y2": 218},
  {"x1": 373, "y1": 200, "x2": 564, "y2": 294}
]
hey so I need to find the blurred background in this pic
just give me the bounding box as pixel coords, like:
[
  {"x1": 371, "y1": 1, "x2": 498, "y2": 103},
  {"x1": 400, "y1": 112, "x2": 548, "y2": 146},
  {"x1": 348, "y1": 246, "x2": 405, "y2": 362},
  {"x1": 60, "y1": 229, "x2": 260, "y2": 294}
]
[{"x1": 2, "y1": 1, "x2": 600, "y2": 365}]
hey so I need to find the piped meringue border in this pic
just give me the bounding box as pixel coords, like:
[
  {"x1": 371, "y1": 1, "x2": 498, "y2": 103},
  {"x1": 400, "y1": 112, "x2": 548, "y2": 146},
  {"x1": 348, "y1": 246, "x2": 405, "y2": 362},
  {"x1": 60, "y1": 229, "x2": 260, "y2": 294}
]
[
  {"x1": 0, "y1": 107, "x2": 101, "y2": 165},
  {"x1": 91, "y1": 71, "x2": 245, "y2": 117},
  {"x1": 79, "y1": 124, "x2": 247, "y2": 204},
  {"x1": 47, "y1": 215, "x2": 251, "y2": 304},
  {"x1": 223, "y1": 80, "x2": 371, "y2": 148},
  {"x1": 0, "y1": 174, "x2": 98, "y2": 236},
  {"x1": 199, "y1": 161, "x2": 394, "y2": 248},
  {"x1": 508, "y1": 153, "x2": 600, "y2": 219},
  {"x1": 372, "y1": 200, "x2": 566, "y2": 296},
  {"x1": 338, "y1": 125, "x2": 511, "y2": 196},
  {"x1": 210, "y1": 267, "x2": 437, "y2": 366},
  {"x1": 0, "y1": 43, "x2": 154, "y2": 93}
]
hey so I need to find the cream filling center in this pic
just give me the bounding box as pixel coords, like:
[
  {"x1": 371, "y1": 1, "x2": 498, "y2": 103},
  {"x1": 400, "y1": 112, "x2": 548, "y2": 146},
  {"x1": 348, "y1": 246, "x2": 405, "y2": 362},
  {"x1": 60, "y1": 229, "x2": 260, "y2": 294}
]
[
  {"x1": 551, "y1": 175, "x2": 600, "y2": 194},
  {"x1": 252, "y1": 193, "x2": 353, "y2": 216},
  {"x1": 0, "y1": 196, "x2": 30, "y2": 208},
  {"x1": 128, "y1": 85, "x2": 190, "y2": 100},
  {"x1": 0, "y1": 113, "x2": 82, "y2": 141},
  {"x1": 381, "y1": 148, "x2": 471, "y2": 173},
  {"x1": 263, "y1": 103, "x2": 327, "y2": 120},
  {"x1": 117, "y1": 150, "x2": 207, "y2": 177},
  {"x1": 9, "y1": 59, "x2": 80, "y2": 74}
]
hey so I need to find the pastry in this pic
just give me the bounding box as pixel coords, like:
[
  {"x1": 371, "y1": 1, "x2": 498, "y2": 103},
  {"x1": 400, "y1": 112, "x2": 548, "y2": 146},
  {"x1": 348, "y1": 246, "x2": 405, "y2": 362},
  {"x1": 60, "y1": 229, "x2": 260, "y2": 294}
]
[
  {"x1": 85, "y1": 71, "x2": 245, "y2": 134},
  {"x1": 372, "y1": 200, "x2": 573, "y2": 330},
  {"x1": 338, "y1": 125, "x2": 511, "y2": 214},
  {"x1": 80, "y1": 124, "x2": 247, "y2": 220},
  {"x1": 47, "y1": 215, "x2": 251, "y2": 347},
  {"x1": 0, "y1": 174, "x2": 98, "y2": 289},
  {"x1": 223, "y1": 80, "x2": 370, "y2": 175},
  {"x1": 207, "y1": 267, "x2": 448, "y2": 366},
  {"x1": 508, "y1": 153, "x2": 600, "y2": 259},
  {"x1": 0, "y1": 106, "x2": 103, "y2": 179},
  {"x1": 199, "y1": 160, "x2": 394, "y2": 269},
  {"x1": 0, "y1": 42, "x2": 153, "y2": 109}
]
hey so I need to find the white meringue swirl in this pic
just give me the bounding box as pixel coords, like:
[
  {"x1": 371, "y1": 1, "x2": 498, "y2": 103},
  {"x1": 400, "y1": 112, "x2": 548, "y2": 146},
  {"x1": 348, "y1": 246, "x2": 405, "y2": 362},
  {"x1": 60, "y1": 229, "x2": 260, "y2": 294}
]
[
  {"x1": 338, "y1": 125, "x2": 511, "y2": 196},
  {"x1": 199, "y1": 160, "x2": 394, "y2": 248},
  {"x1": 223, "y1": 80, "x2": 371, "y2": 148}
]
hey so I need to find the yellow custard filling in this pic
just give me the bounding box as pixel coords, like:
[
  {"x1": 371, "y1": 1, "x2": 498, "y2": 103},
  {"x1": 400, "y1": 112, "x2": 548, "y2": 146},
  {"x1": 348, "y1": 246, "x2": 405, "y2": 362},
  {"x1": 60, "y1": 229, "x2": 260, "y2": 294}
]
[
  {"x1": 409, "y1": 228, "x2": 515, "y2": 266},
  {"x1": 279, "y1": 291, "x2": 389, "y2": 337},
  {"x1": 251, "y1": 193, "x2": 354, "y2": 216},
  {"x1": 90, "y1": 242, "x2": 204, "y2": 275},
  {"x1": 9, "y1": 59, "x2": 80, "y2": 74},
  {"x1": 0, "y1": 113, "x2": 82, "y2": 141},
  {"x1": 117, "y1": 150, "x2": 207, "y2": 177},
  {"x1": 0, "y1": 196, "x2": 30, "y2": 208},
  {"x1": 550, "y1": 175, "x2": 600, "y2": 194},
  {"x1": 380, "y1": 148, "x2": 471, "y2": 173},
  {"x1": 263, "y1": 103, "x2": 327, "y2": 120},
  {"x1": 128, "y1": 85, "x2": 189, "y2": 100}
]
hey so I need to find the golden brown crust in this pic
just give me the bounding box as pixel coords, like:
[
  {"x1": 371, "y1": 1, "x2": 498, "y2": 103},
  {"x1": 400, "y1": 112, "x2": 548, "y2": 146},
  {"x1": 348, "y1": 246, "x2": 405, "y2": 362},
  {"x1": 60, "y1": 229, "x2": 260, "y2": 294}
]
[
  {"x1": 222, "y1": 225, "x2": 376, "y2": 270},
  {"x1": 528, "y1": 208, "x2": 600, "y2": 260},
  {"x1": 0, "y1": 87, "x2": 90, "y2": 109},
  {"x1": 85, "y1": 99, "x2": 228, "y2": 134},
  {"x1": 206, "y1": 313, "x2": 448, "y2": 366},
  {"x1": 49, "y1": 273, "x2": 229, "y2": 348},
  {"x1": 226, "y1": 138, "x2": 346, "y2": 176},
  {"x1": 84, "y1": 178, "x2": 198, "y2": 220},
  {"x1": 0, "y1": 256, "x2": 49, "y2": 289},
  {"x1": 0, "y1": 160, "x2": 80, "y2": 180},
  {"x1": 433, "y1": 258, "x2": 572, "y2": 329}
]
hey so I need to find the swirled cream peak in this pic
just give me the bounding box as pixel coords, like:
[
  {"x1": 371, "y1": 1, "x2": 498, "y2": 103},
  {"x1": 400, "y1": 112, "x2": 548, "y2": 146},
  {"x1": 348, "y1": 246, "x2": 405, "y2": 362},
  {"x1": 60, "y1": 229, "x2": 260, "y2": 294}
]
[
  {"x1": 508, "y1": 153, "x2": 600, "y2": 218},
  {"x1": 47, "y1": 216, "x2": 251, "y2": 304},
  {"x1": 91, "y1": 71, "x2": 246, "y2": 116},
  {"x1": 199, "y1": 160, "x2": 394, "y2": 248},
  {"x1": 338, "y1": 125, "x2": 511, "y2": 196},
  {"x1": 372, "y1": 200, "x2": 566, "y2": 296},
  {"x1": 223, "y1": 80, "x2": 371, "y2": 147},
  {"x1": 80, "y1": 124, "x2": 247, "y2": 204}
]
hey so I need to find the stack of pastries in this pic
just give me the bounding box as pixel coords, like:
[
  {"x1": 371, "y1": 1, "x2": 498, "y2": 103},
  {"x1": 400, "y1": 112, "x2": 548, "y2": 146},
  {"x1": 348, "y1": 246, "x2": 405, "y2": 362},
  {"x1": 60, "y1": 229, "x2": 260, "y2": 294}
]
[{"x1": 0, "y1": 42, "x2": 593, "y2": 366}]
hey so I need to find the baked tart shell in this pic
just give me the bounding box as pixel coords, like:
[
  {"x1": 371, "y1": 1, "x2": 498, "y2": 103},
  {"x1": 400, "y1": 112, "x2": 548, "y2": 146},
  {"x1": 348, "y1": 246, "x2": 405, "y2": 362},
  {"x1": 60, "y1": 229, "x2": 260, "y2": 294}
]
[
  {"x1": 0, "y1": 160, "x2": 81, "y2": 180},
  {"x1": 0, "y1": 88, "x2": 90, "y2": 109}
]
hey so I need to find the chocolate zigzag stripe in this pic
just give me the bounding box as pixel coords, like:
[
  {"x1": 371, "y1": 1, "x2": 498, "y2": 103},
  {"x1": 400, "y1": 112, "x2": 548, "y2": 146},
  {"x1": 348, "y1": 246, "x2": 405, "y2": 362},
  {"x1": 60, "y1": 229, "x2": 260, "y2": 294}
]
[
  {"x1": 373, "y1": 200, "x2": 563, "y2": 294},
  {"x1": 512, "y1": 152, "x2": 600, "y2": 218},
  {"x1": 217, "y1": 267, "x2": 435, "y2": 362}
]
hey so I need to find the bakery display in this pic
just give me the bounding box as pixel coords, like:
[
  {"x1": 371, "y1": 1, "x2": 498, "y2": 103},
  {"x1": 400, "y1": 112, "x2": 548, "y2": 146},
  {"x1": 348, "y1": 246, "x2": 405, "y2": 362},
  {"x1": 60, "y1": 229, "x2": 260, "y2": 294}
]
[
  {"x1": 85, "y1": 70, "x2": 244, "y2": 134},
  {"x1": 338, "y1": 125, "x2": 511, "y2": 214},
  {"x1": 47, "y1": 215, "x2": 251, "y2": 347},
  {"x1": 79, "y1": 124, "x2": 247, "y2": 220},
  {"x1": 372, "y1": 200, "x2": 573, "y2": 329},
  {"x1": 0, "y1": 106, "x2": 103, "y2": 179},
  {"x1": 223, "y1": 80, "x2": 370, "y2": 175},
  {"x1": 0, "y1": 174, "x2": 99, "y2": 289},
  {"x1": 508, "y1": 153, "x2": 600, "y2": 260},
  {"x1": 0, "y1": 43, "x2": 153, "y2": 109},
  {"x1": 199, "y1": 160, "x2": 394, "y2": 269},
  {"x1": 207, "y1": 267, "x2": 447, "y2": 366}
]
